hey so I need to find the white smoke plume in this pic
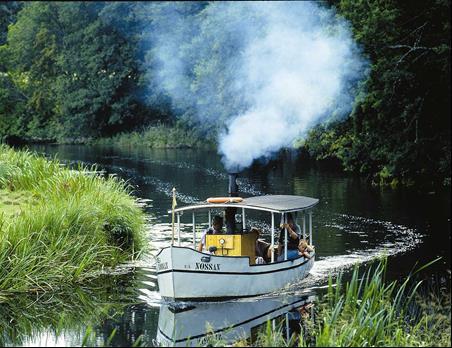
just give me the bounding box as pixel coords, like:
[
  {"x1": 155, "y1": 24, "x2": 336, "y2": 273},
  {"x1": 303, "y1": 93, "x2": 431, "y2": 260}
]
[{"x1": 147, "y1": 2, "x2": 368, "y2": 171}]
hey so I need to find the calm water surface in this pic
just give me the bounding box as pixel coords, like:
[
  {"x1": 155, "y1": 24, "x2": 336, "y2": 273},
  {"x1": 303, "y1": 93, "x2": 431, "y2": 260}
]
[{"x1": 2, "y1": 144, "x2": 450, "y2": 346}]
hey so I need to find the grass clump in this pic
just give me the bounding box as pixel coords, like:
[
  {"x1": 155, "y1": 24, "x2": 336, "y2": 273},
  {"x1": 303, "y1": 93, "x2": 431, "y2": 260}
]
[
  {"x1": 213, "y1": 259, "x2": 450, "y2": 347},
  {"x1": 0, "y1": 190, "x2": 35, "y2": 218},
  {"x1": 311, "y1": 259, "x2": 450, "y2": 347},
  {"x1": 0, "y1": 144, "x2": 146, "y2": 295},
  {"x1": 93, "y1": 123, "x2": 214, "y2": 149}
]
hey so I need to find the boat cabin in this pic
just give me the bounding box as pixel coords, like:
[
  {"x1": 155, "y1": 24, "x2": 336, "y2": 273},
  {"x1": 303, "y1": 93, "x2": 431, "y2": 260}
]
[{"x1": 169, "y1": 195, "x2": 319, "y2": 265}]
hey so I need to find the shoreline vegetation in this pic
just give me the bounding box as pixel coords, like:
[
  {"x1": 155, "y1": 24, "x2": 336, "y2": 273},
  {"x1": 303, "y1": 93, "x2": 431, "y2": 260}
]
[
  {"x1": 201, "y1": 260, "x2": 450, "y2": 347},
  {"x1": 2, "y1": 124, "x2": 215, "y2": 149},
  {"x1": 91, "y1": 124, "x2": 215, "y2": 149},
  {"x1": 0, "y1": 145, "x2": 146, "y2": 298},
  {"x1": 5, "y1": 124, "x2": 451, "y2": 189}
]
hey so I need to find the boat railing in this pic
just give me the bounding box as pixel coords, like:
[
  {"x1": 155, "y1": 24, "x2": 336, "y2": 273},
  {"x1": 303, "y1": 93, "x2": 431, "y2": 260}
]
[{"x1": 171, "y1": 206, "x2": 314, "y2": 264}]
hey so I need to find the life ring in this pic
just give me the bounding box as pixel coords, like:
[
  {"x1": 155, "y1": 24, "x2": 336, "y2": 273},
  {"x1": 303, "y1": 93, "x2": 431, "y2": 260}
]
[{"x1": 206, "y1": 197, "x2": 244, "y2": 204}]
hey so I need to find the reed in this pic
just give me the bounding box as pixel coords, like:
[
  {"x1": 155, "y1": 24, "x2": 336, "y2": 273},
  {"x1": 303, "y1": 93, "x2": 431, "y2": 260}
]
[
  {"x1": 250, "y1": 259, "x2": 451, "y2": 347},
  {"x1": 0, "y1": 145, "x2": 146, "y2": 294}
]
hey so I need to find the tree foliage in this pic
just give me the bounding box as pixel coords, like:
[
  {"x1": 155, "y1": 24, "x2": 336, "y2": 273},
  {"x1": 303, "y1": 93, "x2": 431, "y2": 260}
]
[
  {"x1": 0, "y1": 2, "x2": 147, "y2": 140},
  {"x1": 0, "y1": 1, "x2": 450, "y2": 187},
  {"x1": 305, "y1": 0, "x2": 450, "y2": 187},
  {"x1": 0, "y1": 2, "x2": 21, "y2": 45}
]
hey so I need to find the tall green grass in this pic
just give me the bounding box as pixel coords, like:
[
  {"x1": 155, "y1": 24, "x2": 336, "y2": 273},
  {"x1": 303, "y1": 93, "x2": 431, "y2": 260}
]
[
  {"x1": 311, "y1": 259, "x2": 448, "y2": 347},
  {"x1": 0, "y1": 189, "x2": 34, "y2": 217},
  {"x1": 209, "y1": 259, "x2": 451, "y2": 347},
  {"x1": 0, "y1": 145, "x2": 146, "y2": 294}
]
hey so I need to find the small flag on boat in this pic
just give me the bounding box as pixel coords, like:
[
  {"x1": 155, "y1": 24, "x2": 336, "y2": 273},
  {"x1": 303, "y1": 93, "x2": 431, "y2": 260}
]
[
  {"x1": 172, "y1": 187, "x2": 177, "y2": 209},
  {"x1": 171, "y1": 187, "x2": 177, "y2": 245}
]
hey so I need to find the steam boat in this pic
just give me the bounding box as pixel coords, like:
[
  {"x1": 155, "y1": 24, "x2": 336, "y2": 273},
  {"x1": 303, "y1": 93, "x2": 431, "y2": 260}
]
[{"x1": 155, "y1": 174, "x2": 319, "y2": 301}]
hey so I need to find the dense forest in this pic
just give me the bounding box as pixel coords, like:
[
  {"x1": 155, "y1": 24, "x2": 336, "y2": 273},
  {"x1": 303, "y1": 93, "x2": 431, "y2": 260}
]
[{"x1": 0, "y1": 1, "x2": 450, "y2": 188}]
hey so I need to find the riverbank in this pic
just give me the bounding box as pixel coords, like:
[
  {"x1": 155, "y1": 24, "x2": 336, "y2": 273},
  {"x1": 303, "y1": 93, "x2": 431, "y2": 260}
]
[
  {"x1": 202, "y1": 260, "x2": 451, "y2": 347},
  {"x1": 0, "y1": 145, "x2": 146, "y2": 296},
  {"x1": 5, "y1": 127, "x2": 449, "y2": 190},
  {"x1": 2, "y1": 124, "x2": 213, "y2": 149},
  {"x1": 91, "y1": 124, "x2": 215, "y2": 149},
  {"x1": 211, "y1": 260, "x2": 451, "y2": 347}
]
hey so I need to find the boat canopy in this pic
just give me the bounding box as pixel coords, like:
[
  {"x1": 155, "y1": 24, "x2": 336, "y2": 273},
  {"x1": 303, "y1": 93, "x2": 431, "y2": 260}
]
[{"x1": 171, "y1": 195, "x2": 319, "y2": 214}]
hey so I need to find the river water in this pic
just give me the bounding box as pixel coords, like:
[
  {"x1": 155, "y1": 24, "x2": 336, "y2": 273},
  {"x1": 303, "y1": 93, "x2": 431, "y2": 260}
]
[{"x1": 1, "y1": 144, "x2": 450, "y2": 346}]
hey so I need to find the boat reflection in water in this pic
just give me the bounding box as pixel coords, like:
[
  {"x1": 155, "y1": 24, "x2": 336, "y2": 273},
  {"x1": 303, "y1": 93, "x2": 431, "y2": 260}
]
[{"x1": 156, "y1": 293, "x2": 315, "y2": 347}]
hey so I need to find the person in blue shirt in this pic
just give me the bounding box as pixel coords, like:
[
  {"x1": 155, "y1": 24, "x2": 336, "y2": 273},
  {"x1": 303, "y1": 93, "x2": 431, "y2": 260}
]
[{"x1": 277, "y1": 213, "x2": 301, "y2": 261}]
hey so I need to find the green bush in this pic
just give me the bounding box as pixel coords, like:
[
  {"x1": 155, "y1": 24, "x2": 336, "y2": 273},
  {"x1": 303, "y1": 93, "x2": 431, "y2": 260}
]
[{"x1": 0, "y1": 145, "x2": 146, "y2": 294}]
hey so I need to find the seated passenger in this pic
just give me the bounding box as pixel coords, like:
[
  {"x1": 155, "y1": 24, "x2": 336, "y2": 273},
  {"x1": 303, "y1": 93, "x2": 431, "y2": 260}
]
[
  {"x1": 298, "y1": 239, "x2": 314, "y2": 259},
  {"x1": 277, "y1": 213, "x2": 301, "y2": 261},
  {"x1": 250, "y1": 227, "x2": 275, "y2": 264},
  {"x1": 225, "y1": 207, "x2": 238, "y2": 234},
  {"x1": 197, "y1": 215, "x2": 224, "y2": 252}
]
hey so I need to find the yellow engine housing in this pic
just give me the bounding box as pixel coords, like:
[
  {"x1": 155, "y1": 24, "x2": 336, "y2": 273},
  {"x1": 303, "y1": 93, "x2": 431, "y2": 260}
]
[{"x1": 205, "y1": 233, "x2": 257, "y2": 265}]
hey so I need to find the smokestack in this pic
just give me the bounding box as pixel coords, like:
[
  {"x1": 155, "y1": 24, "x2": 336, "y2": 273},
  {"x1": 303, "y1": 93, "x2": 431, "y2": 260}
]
[{"x1": 228, "y1": 173, "x2": 238, "y2": 197}]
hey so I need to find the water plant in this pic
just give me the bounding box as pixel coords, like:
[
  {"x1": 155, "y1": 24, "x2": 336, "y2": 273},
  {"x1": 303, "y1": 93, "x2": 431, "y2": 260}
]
[
  {"x1": 190, "y1": 259, "x2": 450, "y2": 347},
  {"x1": 0, "y1": 145, "x2": 146, "y2": 295},
  {"x1": 250, "y1": 259, "x2": 451, "y2": 347}
]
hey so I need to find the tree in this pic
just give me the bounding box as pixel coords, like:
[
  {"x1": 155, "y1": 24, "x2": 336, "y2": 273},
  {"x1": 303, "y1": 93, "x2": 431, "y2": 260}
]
[
  {"x1": 0, "y1": 2, "x2": 22, "y2": 45},
  {"x1": 2, "y1": 2, "x2": 146, "y2": 140},
  {"x1": 306, "y1": 0, "x2": 450, "y2": 187},
  {"x1": 55, "y1": 2, "x2": 143, "y2": 138}
]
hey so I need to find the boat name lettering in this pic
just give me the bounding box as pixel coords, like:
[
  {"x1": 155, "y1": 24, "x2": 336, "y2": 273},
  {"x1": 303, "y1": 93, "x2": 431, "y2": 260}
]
[
  {"x1": 195, "y1": 262, "x2": 220, "y2": 271},
  {"x1": 157, "y1": 262, "x2": 168, "y2": 270}
]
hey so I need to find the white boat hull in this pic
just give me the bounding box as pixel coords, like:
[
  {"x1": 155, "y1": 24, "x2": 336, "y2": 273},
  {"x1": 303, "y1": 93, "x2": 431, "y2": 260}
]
[{"x1": 156, "y1": 246, "x2": 314, "y2": 300}]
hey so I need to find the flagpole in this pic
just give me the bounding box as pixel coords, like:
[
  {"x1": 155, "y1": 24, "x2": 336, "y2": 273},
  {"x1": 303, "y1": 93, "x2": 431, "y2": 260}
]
[{"x1": 171, "y1": 187, "x2": 176, "y2": 246}]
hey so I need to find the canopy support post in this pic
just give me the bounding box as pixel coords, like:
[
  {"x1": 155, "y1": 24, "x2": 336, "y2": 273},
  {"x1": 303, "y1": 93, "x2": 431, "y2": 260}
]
[
  {"x1": 242, "y1": 207, "x2": 246, "y2": 232},
  {"x1": 302, "y1": 211, "x2": 306, "y2": 240},
  {"x1": 177, "y1": 213, "x2": 181, "y2": 246},
  {"x1": 271, "y1": 212, "x2": 275, "y2": 263},
  {"x1": 309, "y1": 211, "x2": 313, "y2": 245},
  {"x1": 192, "y1": 212, "x2": 196, "y2": 249},
  {"x1": 208, "y1": 209, "x2": 211, "y2": 227},
  {"x1": 283, "y1": 213, "x2": 287, "y2": 261}
]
